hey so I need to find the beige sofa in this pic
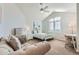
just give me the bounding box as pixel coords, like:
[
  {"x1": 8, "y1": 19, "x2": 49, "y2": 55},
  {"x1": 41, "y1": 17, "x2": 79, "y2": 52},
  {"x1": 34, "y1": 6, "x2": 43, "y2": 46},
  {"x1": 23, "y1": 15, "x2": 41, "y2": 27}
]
[
  {"x1": 0, "y1": 38, "x2": 51, "y2": 55},
  {"x1": 11, "y1": 41, "x2": 50, "y2": 55}
]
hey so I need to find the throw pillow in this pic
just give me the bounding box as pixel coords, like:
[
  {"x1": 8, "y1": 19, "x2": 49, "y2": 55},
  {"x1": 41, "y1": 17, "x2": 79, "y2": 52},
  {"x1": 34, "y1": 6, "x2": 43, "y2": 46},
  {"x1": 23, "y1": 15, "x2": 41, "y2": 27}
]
[{"x1": 8, "y1": 35, "x2": 21, "y2": 51}]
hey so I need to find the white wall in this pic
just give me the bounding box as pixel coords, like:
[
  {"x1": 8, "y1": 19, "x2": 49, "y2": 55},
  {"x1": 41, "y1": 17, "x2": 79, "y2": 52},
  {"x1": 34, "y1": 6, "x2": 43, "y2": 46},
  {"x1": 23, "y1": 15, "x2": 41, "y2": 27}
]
[
  {"x1": 16, "y1": 4, "x2": 41, "y2": 31},
  {"x1": 0, "y1": 6, "x2": 3, "y2": 37},
  {"x1": 0, "y1": 4, "x2": 26, "y2": 37},
  {"x1": 16, "y1": 4, "x2": 52, "y2": 31},
  {"x1": 77, "y1": 3, "x2": 79, "y2": 52},
  {"x1": 0, "y1": 3, "x2": 44, "y2": 37},
  {"x1": 42, "y1": 12, "x2": 77, "y2": 40}
]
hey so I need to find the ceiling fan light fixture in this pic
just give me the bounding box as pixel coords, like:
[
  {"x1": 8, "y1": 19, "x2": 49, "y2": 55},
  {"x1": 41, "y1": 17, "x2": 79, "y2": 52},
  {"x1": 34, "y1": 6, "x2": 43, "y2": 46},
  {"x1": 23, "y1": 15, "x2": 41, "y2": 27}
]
[
  {"x1": 40, "y1": 10, "x2": 44, "y2": 13},
  {"x1": 40, "y1": 3, "x2": 49, "y2": 13}
]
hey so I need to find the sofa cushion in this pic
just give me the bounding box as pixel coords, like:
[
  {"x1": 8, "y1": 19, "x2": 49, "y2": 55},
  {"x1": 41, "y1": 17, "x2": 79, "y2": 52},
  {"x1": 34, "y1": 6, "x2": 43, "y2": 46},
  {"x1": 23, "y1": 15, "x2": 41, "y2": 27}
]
[
  {"x1": 22, "y1": 41, "x2": 51, "y2": 55},
  {"x1": 0, "y1": 41, "x2": 14, "y2": 55},
  {"x1": 8, "y1": 35, "x2": 21, "y2": 51},
  {"x1": 21, "y1": 43, "x2": 31, "y2": 49},
  {"x1": 11, "y1": 41, "x2": 50, "y2": 55}
]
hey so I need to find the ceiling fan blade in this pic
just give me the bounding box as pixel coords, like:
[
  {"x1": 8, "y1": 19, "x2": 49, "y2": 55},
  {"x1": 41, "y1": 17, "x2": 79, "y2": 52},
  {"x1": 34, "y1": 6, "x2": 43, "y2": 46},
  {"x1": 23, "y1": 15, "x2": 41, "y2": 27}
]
[
  {"x1": 40, "y1": 6, "x2": 48, "y2": 11},
  {"x1": 44, "y1": 6, "x2": 48, "y2": 10}
]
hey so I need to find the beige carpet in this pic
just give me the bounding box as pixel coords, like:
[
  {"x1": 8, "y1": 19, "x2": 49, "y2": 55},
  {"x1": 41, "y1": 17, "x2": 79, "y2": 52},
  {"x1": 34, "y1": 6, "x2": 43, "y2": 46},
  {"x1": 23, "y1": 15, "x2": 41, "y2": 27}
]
[{"x1": 27, "y1": 39, "x2": 78, "y2": 55}]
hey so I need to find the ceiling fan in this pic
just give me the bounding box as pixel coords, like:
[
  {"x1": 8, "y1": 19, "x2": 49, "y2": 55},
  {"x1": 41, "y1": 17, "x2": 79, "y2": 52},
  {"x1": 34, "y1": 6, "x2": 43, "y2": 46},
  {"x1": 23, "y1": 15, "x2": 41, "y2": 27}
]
[{"x1": 40, "y1": 3, "x2": 50, "y2": 13}]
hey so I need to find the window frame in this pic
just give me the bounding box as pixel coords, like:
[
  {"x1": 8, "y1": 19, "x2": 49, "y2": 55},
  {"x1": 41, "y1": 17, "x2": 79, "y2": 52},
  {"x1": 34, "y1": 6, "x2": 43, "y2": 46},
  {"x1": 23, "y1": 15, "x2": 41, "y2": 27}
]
[{"x1": 49, "y1": 17, "x2": 61, "y2": 32}]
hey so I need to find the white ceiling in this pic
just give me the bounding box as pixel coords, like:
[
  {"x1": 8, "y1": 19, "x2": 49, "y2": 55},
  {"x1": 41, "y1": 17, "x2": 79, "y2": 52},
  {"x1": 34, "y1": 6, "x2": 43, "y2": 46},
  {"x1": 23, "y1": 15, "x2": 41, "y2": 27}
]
[
  {"x1": 15, "y1": 3, "x2": 76, "y2": 20},
  {"x1": 47, "y1": 3, "x2": 76, "y2": 12},
  {"x1": 16, "y1": 3, "x2": 76, "y2": 12}
]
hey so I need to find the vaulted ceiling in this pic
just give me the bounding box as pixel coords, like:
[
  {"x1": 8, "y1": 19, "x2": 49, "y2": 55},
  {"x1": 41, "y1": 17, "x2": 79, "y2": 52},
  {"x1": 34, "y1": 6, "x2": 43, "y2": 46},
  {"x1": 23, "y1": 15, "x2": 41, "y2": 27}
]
[{"x1": 15, "y1": 3, "x2": 76, "y2": 21}]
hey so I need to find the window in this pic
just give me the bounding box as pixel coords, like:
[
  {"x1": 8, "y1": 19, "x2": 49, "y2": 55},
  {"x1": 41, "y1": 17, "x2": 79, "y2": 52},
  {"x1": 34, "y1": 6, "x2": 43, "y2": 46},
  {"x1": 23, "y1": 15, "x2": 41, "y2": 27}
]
[
  {"x1": 49, "y1": 19, "x2": 54, "y2": 31},
  {"x1": 49, "y1": 17, "x2": 61, "y2": 32}
]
